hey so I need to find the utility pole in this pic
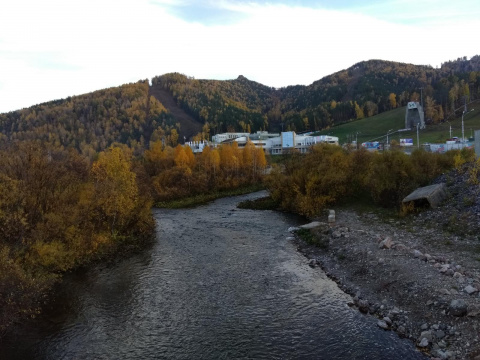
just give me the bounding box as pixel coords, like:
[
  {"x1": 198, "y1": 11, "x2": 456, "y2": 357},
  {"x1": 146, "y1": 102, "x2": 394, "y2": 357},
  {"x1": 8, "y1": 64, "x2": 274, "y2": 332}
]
[
  {"x1": 462, "y1": 97, "x2": 467, "y2": 143},
  {"x1": 416, "y1": 125, "x2": 420, "y2": 149}
]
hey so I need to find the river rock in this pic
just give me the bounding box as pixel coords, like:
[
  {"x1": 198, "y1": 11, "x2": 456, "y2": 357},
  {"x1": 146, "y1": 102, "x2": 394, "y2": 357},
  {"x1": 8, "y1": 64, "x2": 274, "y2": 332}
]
[
  {"x1": 449, "y1": 299, "x2": 468, "y2": 317},
  {"x1": 419, "y1": 330, "x2": 433, "y2": 342},
  {"x1": 377, "y1": 320, "x2": 389, "y2": 330},
  {"x1": 464, "y1": 285, "x2": 478, "y2": 295},
  {"x1": 383, "y1": 316, "x2": 392, "y2": 325},
  {"x1": 418, "y1": 337, "x2": 429, "y2": 347},
  {"x1": 379, "y1": 236, "x2": 394, "y2": 249},
  {"x1": 331, "y1": 231, "x2": 342, "y2": 239},
  {"x1": 300, "y1": 221, "x2": 326, "y2": 230},
  {"x1": 357, "y1": 299, "x2": 369, "y2": 313},
  {"x1": 439, "y1": 264, "x2": 450, "y2": 274},
  {"x1": 413, "y1": 249, "x2": 423, "y2": 258},
  {"x1": 288, "y1": 226, "x2": 300, "y2": 233},
  {"x1": 394, "y1": 243, "x2": 408, "y2": 251},
  {"x1": 439, "y1": 289, "x2": 451, "y2": 296}
]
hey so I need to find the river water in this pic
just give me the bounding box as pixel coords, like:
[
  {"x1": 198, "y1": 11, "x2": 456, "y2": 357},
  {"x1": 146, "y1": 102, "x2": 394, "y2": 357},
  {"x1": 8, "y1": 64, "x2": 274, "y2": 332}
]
[{"x1": 1, "y1": 191, "x2": 425, "y2": 359}]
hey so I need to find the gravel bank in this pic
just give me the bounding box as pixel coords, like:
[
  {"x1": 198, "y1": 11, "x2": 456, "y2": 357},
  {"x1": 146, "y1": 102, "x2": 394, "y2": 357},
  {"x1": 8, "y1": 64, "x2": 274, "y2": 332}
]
[{"x1": 292, "y1": 166, "x2": 480, "y2": 360}]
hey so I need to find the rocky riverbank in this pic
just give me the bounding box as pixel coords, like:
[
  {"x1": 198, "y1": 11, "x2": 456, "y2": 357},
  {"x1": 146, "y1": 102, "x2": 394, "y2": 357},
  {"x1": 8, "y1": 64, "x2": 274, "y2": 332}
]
[{"x1": 291, "y1": 204, "x2": 480, "y2": 360}]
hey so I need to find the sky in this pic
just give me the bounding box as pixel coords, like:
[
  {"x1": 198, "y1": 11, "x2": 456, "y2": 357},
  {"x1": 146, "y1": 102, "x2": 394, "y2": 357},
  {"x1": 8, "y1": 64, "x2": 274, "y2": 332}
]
[{"x1": 1, "y1": 0, "x2": 479, "y2": 113}]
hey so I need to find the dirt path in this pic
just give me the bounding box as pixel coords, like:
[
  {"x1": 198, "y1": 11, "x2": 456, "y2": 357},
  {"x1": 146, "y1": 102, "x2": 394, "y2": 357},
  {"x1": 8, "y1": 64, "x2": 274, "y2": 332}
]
[{"x1": 149, "y1": 84, "x2": 202, "y2": 141}]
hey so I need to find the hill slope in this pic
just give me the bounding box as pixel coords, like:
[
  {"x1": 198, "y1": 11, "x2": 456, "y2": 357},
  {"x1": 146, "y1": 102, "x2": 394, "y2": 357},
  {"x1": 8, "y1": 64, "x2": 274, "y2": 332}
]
[{"x1": 1, "y1": 56, "x2": 480, "y2": 154}]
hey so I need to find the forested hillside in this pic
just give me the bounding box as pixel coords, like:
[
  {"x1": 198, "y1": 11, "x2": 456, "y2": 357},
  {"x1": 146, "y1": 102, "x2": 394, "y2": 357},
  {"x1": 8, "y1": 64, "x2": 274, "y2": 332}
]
[
  {"x1": 0, "y1": 81, "x2": 180, "y2": 157},
  {"x1": 1, "y1": 56, "x2": 479, "y2": 153},
  {"x1": 152, "y1": 56, "x2": 480, "y2": 135}
]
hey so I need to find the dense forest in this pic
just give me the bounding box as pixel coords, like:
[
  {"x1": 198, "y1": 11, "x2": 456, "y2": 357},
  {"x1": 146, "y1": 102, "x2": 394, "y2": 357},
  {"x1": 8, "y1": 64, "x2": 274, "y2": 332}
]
[{"x1": 0, "y1": 81, "x2": 180, "y2": 158}]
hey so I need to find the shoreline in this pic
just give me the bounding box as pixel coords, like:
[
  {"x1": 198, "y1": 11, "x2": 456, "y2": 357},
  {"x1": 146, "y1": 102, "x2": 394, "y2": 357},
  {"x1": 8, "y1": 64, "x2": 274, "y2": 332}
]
[{"x1": 291, "y1": 210, "x2": 480, "y2": 360}]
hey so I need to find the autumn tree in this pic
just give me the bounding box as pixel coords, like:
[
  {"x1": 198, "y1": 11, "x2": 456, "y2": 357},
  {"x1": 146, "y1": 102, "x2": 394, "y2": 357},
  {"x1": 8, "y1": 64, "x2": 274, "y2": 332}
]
[
  {"x1": 389, "y1": 93, "x2": 397, "y2": 109},
  {"x1": 90, "y1": 146, "x2": 138, "y2": 234}
]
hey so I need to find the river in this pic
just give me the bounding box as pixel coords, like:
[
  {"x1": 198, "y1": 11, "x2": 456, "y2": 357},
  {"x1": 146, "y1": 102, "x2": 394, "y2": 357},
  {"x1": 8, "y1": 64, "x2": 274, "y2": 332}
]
[{"x1": 1, "y1": 191, "x2": 425, "y2": 359}]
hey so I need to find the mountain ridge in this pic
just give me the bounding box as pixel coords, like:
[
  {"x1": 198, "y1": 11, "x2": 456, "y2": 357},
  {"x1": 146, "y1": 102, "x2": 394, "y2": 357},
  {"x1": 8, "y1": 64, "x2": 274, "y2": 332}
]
[{"x1": 1, "y1": 56, "x2": 479, "y2": 155}]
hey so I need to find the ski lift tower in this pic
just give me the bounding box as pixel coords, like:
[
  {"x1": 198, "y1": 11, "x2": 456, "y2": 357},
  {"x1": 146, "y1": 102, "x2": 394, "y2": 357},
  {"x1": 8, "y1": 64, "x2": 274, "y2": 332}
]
[{"x1": 405, "y1": 102, "x2": 425, "y2": 130}]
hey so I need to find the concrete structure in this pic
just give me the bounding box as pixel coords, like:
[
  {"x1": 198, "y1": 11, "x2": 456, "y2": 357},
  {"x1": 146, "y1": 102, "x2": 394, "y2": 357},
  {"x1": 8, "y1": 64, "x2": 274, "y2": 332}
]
[
  {"x1": 212, "y1": 132, "x2": 250, "y2": 144},
  {"x1": 405, "y1": 102, "x2": 425, "y2": 130},
  {"x1": 185, "y1": 140, "x2": 208, "y2": 153},
  {"x1": 402, "y1": 183, "x2": 447, "y2": 208},
  {"x1": 208, "y1": 131, "x2": 339, "y2": 155}
]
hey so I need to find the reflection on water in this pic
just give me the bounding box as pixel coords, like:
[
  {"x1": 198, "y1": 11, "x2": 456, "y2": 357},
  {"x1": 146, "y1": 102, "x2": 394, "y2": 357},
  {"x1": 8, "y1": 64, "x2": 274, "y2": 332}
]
[{"x1": 1, "y1": 191, "x2": 426, "y2": 359}]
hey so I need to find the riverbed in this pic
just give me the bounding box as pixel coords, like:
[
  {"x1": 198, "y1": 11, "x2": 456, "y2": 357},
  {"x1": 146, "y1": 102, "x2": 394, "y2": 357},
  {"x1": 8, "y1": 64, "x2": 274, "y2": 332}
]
[{"x1": 1, "y1": 191, "x2": 425, "y2": 359}]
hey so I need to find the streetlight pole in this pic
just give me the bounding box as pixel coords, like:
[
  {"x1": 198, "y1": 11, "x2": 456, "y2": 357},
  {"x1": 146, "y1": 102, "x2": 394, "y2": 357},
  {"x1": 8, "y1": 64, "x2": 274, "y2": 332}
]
[
  {"x1": 462, "y1": 109, "x2": 475, "y2": 143},
  {"x1": 386, "y1": 129, "x2": 393, "y2": 149},
  {"x1": 445, "y1": 121, "x2": 452, "y2": 138}
]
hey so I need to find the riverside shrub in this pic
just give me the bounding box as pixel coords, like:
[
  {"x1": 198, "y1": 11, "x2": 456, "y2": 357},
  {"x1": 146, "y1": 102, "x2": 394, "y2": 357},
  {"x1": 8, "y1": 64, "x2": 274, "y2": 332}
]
[{"x1": 266, "y1": 145, "x2": 459, "y2": 216}]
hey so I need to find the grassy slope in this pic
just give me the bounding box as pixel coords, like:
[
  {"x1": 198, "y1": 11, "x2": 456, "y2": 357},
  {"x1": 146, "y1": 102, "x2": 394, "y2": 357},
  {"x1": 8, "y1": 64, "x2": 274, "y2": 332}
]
[{"x1": 316, "y1": 100, "x2": 480, "y2": 146}]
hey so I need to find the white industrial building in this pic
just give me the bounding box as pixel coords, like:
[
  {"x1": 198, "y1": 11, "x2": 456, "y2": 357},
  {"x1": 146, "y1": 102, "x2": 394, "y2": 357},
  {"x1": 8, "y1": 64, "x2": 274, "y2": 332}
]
[{"x1": 188, "y1": 131, "x2": 339, "y2": 154}]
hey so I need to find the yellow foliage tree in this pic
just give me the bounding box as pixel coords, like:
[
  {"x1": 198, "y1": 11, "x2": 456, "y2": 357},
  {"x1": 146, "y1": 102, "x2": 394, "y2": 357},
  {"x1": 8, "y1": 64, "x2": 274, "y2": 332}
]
[{"x1": 90, "y1": 146, "x2": 138, "y2": 233}]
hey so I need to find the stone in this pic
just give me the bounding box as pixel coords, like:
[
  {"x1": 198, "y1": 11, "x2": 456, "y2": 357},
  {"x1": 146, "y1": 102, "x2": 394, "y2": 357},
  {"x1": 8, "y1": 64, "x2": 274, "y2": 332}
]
[
  {"x1": 288, "y1": 226, "x2": 300, "y2": 233},
  {"x1": 379, "y1": 236, "x2": 394, "y2": 249},
  {"x1": 377, "y1": 320, "x2": 389, "y2": 330},
  {"x1": 453, "y1": 272, "x2": 463, "y2": 279},
  {"x1": 331, "y1": 231, "x2": 342, "y2": 239},
  {"x1": 439, "y1": 289, "x2": 451, "y2": 295},
  {"x1": 464, "y1": 285, "x2": 478, "y2": 295},
  {"x1": 394, "y1": 243, "x2": 408, "y2": 251},
  {"x1": 421, "y1": 323, "x2": 429, "y2": 330},
  {"x1": 419, "y1": 330, "x2": 433, "y2": 342},
  {"x1": 449, "y1": 299, "x2": 468, "y2": 317},
  {"x1": 357, "y1": 299, "x2": 369, "y2": 313},
  {"x1": 413, "y1": 249, "x2": 423, "y2": 258},
  {"x1": 308, "y1": 259, "x2": 316, "y2": 268},
  {"x1": 328, "y1": 214, "x2": 335, "y2": 223},
  {"x1": 432, "y1": 349, "x2": 447, "y2": 359},
  {"x1": 418, "y1": 337, "x2": 429, "y2": 347},
  {"x1": 383, "y1": 316, "x2": 392, "y2": 325},
  {"x1": 435, "y1": 330, "x2": 445, "y2": 339},
  {"x1": 299, "y1": 221, "x2": 327, "y2": 230},
  {"x1": 378, "y1": 258, "x2": 385, "y2": 265},
  {"x1": 439, "y1": 264, "x2": 450, "y2": 273}
]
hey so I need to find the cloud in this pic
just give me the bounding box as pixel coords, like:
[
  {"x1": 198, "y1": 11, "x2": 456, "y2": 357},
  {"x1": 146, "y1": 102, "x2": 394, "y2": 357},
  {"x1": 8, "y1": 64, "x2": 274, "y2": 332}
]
[{"x1": 0, "y1": 0, "x2": 478, "y2": 113}]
